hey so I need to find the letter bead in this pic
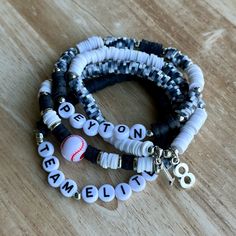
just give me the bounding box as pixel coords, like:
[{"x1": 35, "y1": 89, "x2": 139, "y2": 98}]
[
  {"x1": 58, "y1": 102, "x2": 75, "y2": 119},
  {"x1": 129, "y1": 175, "x2": 146, "y2": 192},
  {"x1": 61, "y1": 135, "x2": 87, "y2": 162},
  {"x1": 60, "y1": 179, "x2": 78, "y2": 198},
  {"x1": 38, "y1": 141, "x2": 54, "y2": 158},
  {"x1": 98, "y1": 184, "x2": 115, "y2": 202},
  {"x1": 113, "y1": 124, "x2": 130, "y2": 140},
  {"x1": 129, "y1": 124, "x2": 146, "y2": 140},
  {"x1": 83, "y1": 119, "x2": 99, "y2": 136},
  {"x1": 48, "y1": 170, "x2": 65, "y2": 188},
  {"x1": 42, "y1": 156, "x2": 59, "y2": 172},
  {"x1": 98, "y1": 122, "x2": 114, "y2": 139},
  {"x1": 115, "y1": 183, "x2": 132, "y2": 201},
  {"x1": 69, "y1": 113, "x2": 86, "y2": 129},
  {"x1": 82, "y1": 185, "x2": 98, "y2": 203},
  {"x1": 142, "y1": 171, "x2": 158, "y2": 182}
]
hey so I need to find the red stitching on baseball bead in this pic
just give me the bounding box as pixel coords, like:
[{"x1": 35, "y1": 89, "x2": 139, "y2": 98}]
[{"x1": 71, "y1": 137, "x2": 85, "y2": 161}]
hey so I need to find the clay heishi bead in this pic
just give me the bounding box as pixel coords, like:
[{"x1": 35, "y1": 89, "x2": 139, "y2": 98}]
[
  {"x1": 129, "y1": 124, "x2": 147, "y2": 141},
  {"x1": 58, "y1": 102, "x2": 75, "y2": 119},
  {"x1": 142, "y1": 171, "x2": 158, "y2": 182},
  {"x1": 69, "y1": 113, "x2": 86, "y2": 129},
  {"x1": 98, "y1": 184, "x2": 115, "y2": 202},
  {"x1": 81, "y1": 185, "x2": 98, "y2": 203},
  {"x1": 113, "y1": 124, "x2": 130, "y2": 140},
  {"x1": 60, "y1": 135, "x2": 87, "y2": 162},
  {"x1": 48, "y1": 170, "x2": 65, "y2": 188},
  {"x1": 98, "y1": 122, "x2": 114, "y2": 139},
  {"x1": 38, "y1": 141, "x2": 54, "y2": 158},
  {"x1": 115, "y1": 183, "x2": 132, "y2": 201},
  {"x1": 83, "y1": 119, "x2": 99, "y2": 136},
  {"x1": 42, "y1": 156, "x2": 60, "y2": 172},
  {"x1": 129, "y1": 175, "x2": 146, "y2": 192},
  {"x1": 60, "y1": 179, "x2": 78, "y2": 198}
]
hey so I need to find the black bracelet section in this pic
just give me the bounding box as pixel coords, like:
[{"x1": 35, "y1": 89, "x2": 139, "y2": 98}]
[
  {"x1": 139, "y1": 39, "x2": 164, "y2": 56},
  {"x1": 52, "y1": 123, "x2": 71, "y2": 143},
  {"x1": 84, "y1": 145, "x2": 100, "y2": 163},
  {"x1": 36, "y1": 119, "x2": 49, "y2": 136},
  {"x1": 52, "y1": 71, "x2": 67, "y2": 102},
  {"x1": 39, "y1": 94, "x2": 54, "y2": 112}
]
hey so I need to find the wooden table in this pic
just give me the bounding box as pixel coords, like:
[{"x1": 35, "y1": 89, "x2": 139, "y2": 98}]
[{"x1": 0, "y1": 0, "x2": 235, "y2": 235}]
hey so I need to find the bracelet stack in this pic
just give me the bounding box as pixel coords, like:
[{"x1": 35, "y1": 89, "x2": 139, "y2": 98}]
[{"x1": 35, "y1": 36, "x2": 207, "y2": 204}]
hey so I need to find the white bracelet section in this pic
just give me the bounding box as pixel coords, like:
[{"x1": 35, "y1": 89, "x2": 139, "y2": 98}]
[
  {"x1": 69, "y1": 46, "x2": 165, "y2": 77},
  {"x1": 99, "y1": 152, "x2": 120, "y2": 169},
  {"x1": 104, "y1": 136, "x2": 153, "y2": 157},
  {"x1": 38, "y1": 80, "x2": 52, "y2": 96},
  {"x1": 185, "y1": 64, "x2": 204, "y2": 91},
  {"x1": 171, "y1": 108, "x2": 207, "y2": 154},
  {"x1": 76, "y1": 36, "x2": 104, "y2": 53},
  {"x1": 137, "y1": 157, "x2": 153, "y2": 173},
  {"x1": 43, "y1": 110, "x2": 61, "y2": 129}
]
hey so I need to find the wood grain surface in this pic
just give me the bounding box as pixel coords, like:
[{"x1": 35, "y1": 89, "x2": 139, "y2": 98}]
[{"x1": 0, "y1": 0, "x2": 236, "y2": 235}]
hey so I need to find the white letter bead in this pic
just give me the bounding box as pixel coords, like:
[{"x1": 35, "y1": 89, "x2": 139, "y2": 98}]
[
  {"x1": 130, "y1": 124, "x2": 147, "y2": 140},
  {"x1": 58, "y1": 102, "x2": 75, "y2": 119},
  {"x1": 98, "y1": 184, "x2": 115, "y2": 202},
  {"x1": 42, "y1": 156, "x2": 59, "y2": 172},
  {"x1": 173, "y1": 163, "x2": 189, "y2": 178},
  {"x1": 69, "y1": 113, "x2": 86, "y2": 129},
  {"x1": 48, "y1": 170, "x2": 65, "y2": 188},
  {"x1": 60, "y1": 179, "x2": 78, "y2": 198},
  {"x1": 83, "y1": 119, "x2": 99, "y2": 136},
  {"x1": 115, "y1": 183, "x2": 132, "y2": 201},
  {"x1": 113, "y1": 125, "x2": 130, "y2": 140},
  {"x1": 61, "y1": 135, "x2": 87, "y2": 162},
  {"x1": 129, "y1": 175, "x2": 146, "y2": 192},
  {"x1": 180, "y1": 173, "x2": 196, "y2": 189},
  {"x1": 142, "y1": 171, "x2": 158, "y2": 182},
  {"x1": 82, "y1": 185, "x2": 98, "y2": 203},
  {"x1": 98, "y1": 122, "x2": 114, "y2": 139},
  {"x1": 38, "y1": 141, "x2": 54, "y2": 158}
]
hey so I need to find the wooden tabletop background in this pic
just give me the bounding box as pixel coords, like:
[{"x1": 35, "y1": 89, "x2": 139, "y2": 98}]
[{"x1": 0, "y1": 0, "x2": 236, "y2": 235}]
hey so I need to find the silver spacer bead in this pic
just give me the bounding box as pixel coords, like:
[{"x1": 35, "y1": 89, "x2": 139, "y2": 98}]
[
  {"x1": 163, "y1": 149, "x2": 172, "y2": 159},
  {"x1": 34, "y1": 130, "x2": 44, "y2": 145},
  {"x1": 50, "y1": 121, "x2": 61, "y2": 131},
  {"x1": 133, "y1": 157, "x2": 138, "y2": 171},
  {"x1": 96, "y1": 152, "x2": 102, "y2": 166},
  {"x1": 146, "y1": 130, "x2": 154, "y2": 137},
  {"x1": 58, "y1": 97, "x2": 66, "y2": 104},
  {"x1": 67, "y1": 72, "x2": 77, "y2": 81},
  {"x1": 117, "y1": 155, "x2": 122, "y2": 169},
  {"x1": 73, "y1": 192, "x2": 81, "y2": 200}
]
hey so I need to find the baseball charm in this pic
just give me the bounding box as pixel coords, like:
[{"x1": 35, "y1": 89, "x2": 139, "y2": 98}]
[{"x1": 60, "y1": 135, "x2": 87, "y2": 162}]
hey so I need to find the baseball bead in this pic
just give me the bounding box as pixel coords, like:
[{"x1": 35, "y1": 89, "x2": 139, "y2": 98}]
[{"x1": 60, "y1": 135, "x2": 87, "y2": 162}]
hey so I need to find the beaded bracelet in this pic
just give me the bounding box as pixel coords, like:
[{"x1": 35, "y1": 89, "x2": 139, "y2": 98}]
[{"x1": 35, "y1": 36, "x2": 207, "y2": 203}]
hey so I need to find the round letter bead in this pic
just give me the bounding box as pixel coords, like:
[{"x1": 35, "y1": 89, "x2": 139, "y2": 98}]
[
  {"x1": 129, "y1": 124, "x2": 146, "y2": 140},
  {"x1": 113, "y1": 124, "x2": 130, "y2": 140},
  {"x1": 48, "y1": 170, "x2": 65, "y2": 188},
  {"x1": 98, "y1": 184, "x2": 115, "y2": 202},
  {"x1": 42, "y1": 156, "x2": 59, "y2": 172},
  {"x1": 83, "y1": 119, "x2": 99, "y2": 136},
  {"x1": 81, "y1": 185, "x2": 98, "y2": 203},
  {"x1": 142, "y1": 171, "x2": 158, "y2": 182},
  {"x1": 60, "y1": 135, "x2": 87, "y2": 162},
  {"x1": 69, "y1": 113, "x2": 86, "y2": 129},
  {"x1": 173, "y1": 163, "x2": 189, "y2": 178},
  {"x1": 180, "y1": 173, "x2": 196, "y2": 189},
  {"x1": 60, "y1": 179, "x2": 78, "y2": 198},
  {"x1": 38, "y1": 141, "x2": 54, "y2": 158},
  {"x1": 129, "y1": 175, "x2": 146, "y2": 192},
  {"x1": 58, "y1": 102, "x2": 75, "y2": 119},
  {"x1": 98, "y1": 122, "x2": 114, "y2": 139},
  {"x1": 115, "y1": 183, "x2": 132, "y2": 201}
]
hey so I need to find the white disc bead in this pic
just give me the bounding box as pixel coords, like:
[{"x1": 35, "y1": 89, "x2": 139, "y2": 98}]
[
  {"x1": 83, "y1": 119, "x2": 99, "y2": 136},
  {"x1": 69, "y1": 113, "x2": 86, "y2": 129},
  {"x1": 98, "y1": 122, "x2": 114, "y2": 139},
  {"x1": 38, "y1": 141, "x2": 54, "y2": 158},
  {"x1": 129, "y1": 175, "x2": 146, "y2": 192},
  {"x1": 81, "y1": 185, "x2": 98, "y2": 203},
  {"x1": 60, "y1": 135, "x2": 87, "y2": 162},
  {"x1": 58, "y1": 102, "x2": 75, "y2": 119},
  {"x1": 115, "y1": 183, "x2": 132, "y2": 201},
  {"x1": 98, "y1": 184, "x2": 115, "y2": 202},
  {"x1": 60, "y1": 179, "x2": 78, "y2": 198},
  {"x1": 142, "y1": 171, "x2": 158, "y2": 182},
  {"x1": 48, "y1": 170, "x2": 65, "y2": 188},
  {"x1": 129, "y1": 124, "x2": 146, "y2": 140},
  {"x1": 42, "y1": 156, "x2": 59, "y2": 172}
]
